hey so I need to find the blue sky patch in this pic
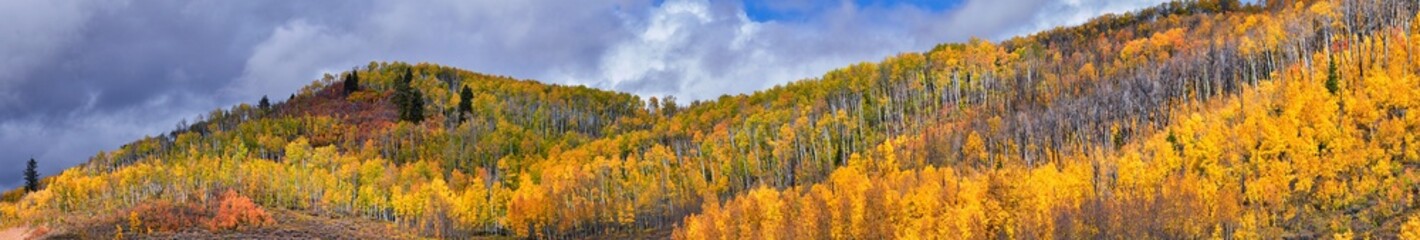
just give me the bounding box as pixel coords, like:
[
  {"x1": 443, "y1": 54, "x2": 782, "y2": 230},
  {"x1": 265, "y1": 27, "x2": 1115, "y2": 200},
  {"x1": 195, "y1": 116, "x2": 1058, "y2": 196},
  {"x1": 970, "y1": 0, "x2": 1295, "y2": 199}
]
[{"x1": 744, "y1": 0, "x2": 964, "y2": 22}]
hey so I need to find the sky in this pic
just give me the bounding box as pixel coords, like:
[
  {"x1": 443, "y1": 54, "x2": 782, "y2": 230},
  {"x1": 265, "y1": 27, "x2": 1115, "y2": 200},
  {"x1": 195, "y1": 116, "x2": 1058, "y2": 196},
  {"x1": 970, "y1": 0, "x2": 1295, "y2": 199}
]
[{"x1": 0, "y1": 0, "x2": 1168, "y2": 190}]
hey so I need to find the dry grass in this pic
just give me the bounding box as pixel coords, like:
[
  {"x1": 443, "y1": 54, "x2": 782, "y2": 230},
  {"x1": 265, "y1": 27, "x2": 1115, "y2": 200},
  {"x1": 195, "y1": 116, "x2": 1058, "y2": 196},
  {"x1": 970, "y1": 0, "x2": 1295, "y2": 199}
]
[{"x1": 44, "y1": 207, "x2": 415, "y2": 239}]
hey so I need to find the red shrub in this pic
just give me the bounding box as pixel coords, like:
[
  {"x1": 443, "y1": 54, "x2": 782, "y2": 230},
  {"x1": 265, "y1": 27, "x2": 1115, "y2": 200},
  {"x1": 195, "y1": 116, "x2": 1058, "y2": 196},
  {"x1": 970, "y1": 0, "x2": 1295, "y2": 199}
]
[{"x1": 207, "y1": 190, "x2": 274, "y2": 231}]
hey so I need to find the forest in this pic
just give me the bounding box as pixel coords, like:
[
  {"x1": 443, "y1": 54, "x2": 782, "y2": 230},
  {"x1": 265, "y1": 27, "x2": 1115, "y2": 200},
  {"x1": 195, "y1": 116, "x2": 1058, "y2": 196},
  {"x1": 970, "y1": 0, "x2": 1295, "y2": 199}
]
[{"x1": 4, "y1": 0, "x2": 1420, "y2": 239}]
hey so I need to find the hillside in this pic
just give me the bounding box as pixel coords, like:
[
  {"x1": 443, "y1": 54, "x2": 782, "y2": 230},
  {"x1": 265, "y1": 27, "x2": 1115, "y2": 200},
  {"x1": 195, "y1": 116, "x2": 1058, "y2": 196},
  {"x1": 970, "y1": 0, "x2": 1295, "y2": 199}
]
[{"x1": 5, "y1": 0, "x2": 1420, "y2": 239}]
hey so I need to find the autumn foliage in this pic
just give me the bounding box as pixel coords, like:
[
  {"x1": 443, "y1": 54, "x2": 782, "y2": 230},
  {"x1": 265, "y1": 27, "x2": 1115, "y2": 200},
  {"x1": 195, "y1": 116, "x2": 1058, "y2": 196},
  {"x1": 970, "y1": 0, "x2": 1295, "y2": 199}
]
[
  {"x1": 209, "y1": 190, "x2": 274, "y2": 231},
  {"x1": 678, "y1": 1, "x2": 1420, "y2": 238},
  {"x1": 3, "y1": 0, "x2": 1420, "y2": 238},
  {"x1": 114, "y1": 190, "x2": 274, "y2": 234},
  {"x1": 127, "y1": 200, "x2": 207, "y2": 232}
]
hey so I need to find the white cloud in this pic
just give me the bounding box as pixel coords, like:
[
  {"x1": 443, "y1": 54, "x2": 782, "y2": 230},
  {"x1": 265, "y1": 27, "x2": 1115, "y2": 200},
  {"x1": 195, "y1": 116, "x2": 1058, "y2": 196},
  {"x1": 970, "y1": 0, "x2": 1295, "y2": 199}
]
[
  {"x1": 227, "y1": 19, "x2": 363, "y2": 100},
  {"x1": 595, "y1": 0, "x2": 936, "y2": 99},
  {"x1": 1017, "y1": 0, "x2": 1171, "y2": 38}
]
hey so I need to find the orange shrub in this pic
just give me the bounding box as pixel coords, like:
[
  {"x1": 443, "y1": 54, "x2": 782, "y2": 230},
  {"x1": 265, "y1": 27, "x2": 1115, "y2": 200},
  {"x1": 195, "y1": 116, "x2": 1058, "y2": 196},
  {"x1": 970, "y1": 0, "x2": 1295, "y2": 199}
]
[{"x1": 207, "y1": 190, "x2": 274, "y2": 231}]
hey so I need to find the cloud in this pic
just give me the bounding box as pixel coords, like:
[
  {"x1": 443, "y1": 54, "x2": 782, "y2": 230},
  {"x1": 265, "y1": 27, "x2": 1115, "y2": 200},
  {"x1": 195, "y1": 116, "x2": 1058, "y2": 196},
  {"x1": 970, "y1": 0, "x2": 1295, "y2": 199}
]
[
  {"x1": 222, "y1": 0, "x2": 647, "y2": 101},
  {"x1": 0, "y1": 91, "x2": 211, "y2": 190},
  {"x1": 942, "y1": 0, "x2": 1171, "y2": 40},
  {"x1": 1017, "y1": 0, "x2": 1172, "y2": 38},
  {"x1": 595, "y1": 0, "x2": 942, "y2": 99},
  {"x1": 0, "y1": 0, "x2": 284, "y2": 189},
  {"x1": 0, "y1": 0, "x2": 106, "y2": 109},
  {"x1": 587, "y1": 0, "x2": 1172, "y2": 100},
  {"x1": 226, "y1": 20, "x2": 363, "y2": 100}
]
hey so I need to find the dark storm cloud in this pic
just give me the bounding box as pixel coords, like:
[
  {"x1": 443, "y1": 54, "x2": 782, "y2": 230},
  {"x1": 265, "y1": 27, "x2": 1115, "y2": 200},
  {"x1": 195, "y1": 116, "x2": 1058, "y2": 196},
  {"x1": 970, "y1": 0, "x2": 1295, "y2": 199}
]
[
  {"x1": 0, "y1": 0, "x2": 1164, "y2": 190},
  {"x1": 0, "y1": 0, "x2": 323, "y2": 189}
]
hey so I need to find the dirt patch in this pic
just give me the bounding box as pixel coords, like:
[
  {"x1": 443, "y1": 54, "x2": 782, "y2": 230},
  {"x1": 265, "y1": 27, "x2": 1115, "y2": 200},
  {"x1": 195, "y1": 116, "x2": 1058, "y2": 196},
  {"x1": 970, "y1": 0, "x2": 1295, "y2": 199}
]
[{"x1": 0, "y1": 227, "x2": 33, "y2": 240}]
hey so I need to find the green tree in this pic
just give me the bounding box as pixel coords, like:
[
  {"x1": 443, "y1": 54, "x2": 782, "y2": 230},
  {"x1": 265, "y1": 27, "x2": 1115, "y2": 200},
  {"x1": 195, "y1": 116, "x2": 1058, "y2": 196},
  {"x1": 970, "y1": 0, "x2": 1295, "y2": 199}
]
[
  {"x1": 24, "y1": 158, "x2": 38, "y2": 192},
  {"x1": 345, "y1": 69, "x2": 361, "y2": 95},
  {"x1": 458, "y1": 86, "x2": 473, "y2": 123},
  {"x1": 259, "y1": 95, "x2": 271, "y2": 110},
  {"x1": 394, "y1": 67, "x2": 425, "y2": 123}
]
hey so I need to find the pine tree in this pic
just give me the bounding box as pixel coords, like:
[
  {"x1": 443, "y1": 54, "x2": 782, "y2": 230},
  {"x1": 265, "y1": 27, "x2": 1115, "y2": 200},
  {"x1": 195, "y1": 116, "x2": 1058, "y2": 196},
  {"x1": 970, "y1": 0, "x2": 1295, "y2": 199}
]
[
  {"x1": 24, "y1": 158, "x2": 38, "y2": 192},
  {"x1": 258, "y1": 95, "x2": 271, "y2": 110},
  {"x1": 410, "y1": 90, "x2": 425, "y2": 123},
  {"x1": 457, "y1": 86, "x2": 474, "y2": 123},
  {"x1": 394, "y1": 67, "x2": 425, "y2": 123},
  {"x1": 345, "y1": 69, "x2": 361, "y2": 95}
]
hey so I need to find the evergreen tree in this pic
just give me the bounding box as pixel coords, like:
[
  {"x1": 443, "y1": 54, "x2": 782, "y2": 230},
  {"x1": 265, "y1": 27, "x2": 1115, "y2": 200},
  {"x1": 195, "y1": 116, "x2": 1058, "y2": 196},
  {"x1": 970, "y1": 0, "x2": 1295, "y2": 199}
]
[
  {"x1": 259, "y1": 95, "x2": 271, "y2": 110},
  {"x1": 394, "y1": 67, "x2": 425, "y2": 123},
  {"x1": 24, "y1": 158, "x2": 38, "y2": 192},
  {"x1": 344, "y1": 69, "x2": 361, "y2": 95},
  {"x1": 458, "y1": 86, "x2": 474, "y2": 123},
  {"x1": 410, "y1": 90, "x2": 425, "y2": 123}
]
